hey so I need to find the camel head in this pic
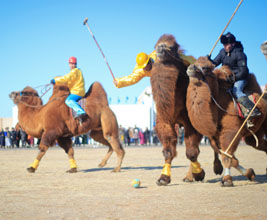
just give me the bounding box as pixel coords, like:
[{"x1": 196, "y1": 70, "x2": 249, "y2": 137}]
[
  {"x1": 187, "y1": 56, "x2": 215, "y2": 80},
  {"x1": 155, "y1": 34, "x2": 180, "y2": 62},
  {"x1": 9, "y1": 86, "x2": 42, "y2": 105},
  {"x1": 261, "y1": 41, "x2": 267, "y2": 60}
]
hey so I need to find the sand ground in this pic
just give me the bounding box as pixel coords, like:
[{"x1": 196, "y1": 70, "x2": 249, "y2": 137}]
[{"x1": 0, "y1": 144, "x2": 266, "y2": 220}]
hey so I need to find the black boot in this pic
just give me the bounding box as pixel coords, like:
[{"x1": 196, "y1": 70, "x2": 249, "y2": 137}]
[{"x1": 237, "y1": 96, "x2": 261, "y2": 118}]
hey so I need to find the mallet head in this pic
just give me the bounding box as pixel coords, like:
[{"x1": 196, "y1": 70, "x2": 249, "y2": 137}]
[{"x1": 83, "y1": 17, "x2": 88, "y2": 25}]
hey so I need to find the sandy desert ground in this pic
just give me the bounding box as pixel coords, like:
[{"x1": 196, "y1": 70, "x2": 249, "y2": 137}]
[{"x1": 0, "y1": 144, "x2": 266, "y2": 220}]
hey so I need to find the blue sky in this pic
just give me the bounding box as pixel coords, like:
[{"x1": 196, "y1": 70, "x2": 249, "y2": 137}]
[{"x1": 1, "y1": 0, "x2": 267, "y2": 117}]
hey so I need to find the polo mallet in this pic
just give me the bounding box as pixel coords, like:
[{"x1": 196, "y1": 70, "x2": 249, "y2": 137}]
[
  {"x1": 220, "y1": 84, "x2": 267, "y2": 158},
  {"x1": 209, "y1": 0, "x2": 244, "y2": 57},
  {"x1": 83, "y1": 17, "x2": 115, "y2": 80}
]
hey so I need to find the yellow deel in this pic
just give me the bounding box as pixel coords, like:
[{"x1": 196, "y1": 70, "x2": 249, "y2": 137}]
[{"x1": 54, "y1": 68, "x2": 85, "y2": 97}]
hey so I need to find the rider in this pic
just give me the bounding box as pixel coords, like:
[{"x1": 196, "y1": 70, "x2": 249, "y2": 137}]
[
  {"x1": 210, "y1": 32, "x2": 261, "y2": 118},
  {"x1": 50, "y1": 56, "x2": 88, "y2": 123},
  {"x1": 114, "y1": 51, "x2": 195, "y2": 88}
]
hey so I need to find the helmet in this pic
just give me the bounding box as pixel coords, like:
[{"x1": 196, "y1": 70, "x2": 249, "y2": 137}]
[
  {"x1": 69, "y1": 56, "x2": 77, "y2": 64},
  {"x1": 220, "y1": 32, "x2": 236, "y2": 45},
  {"x1": 136, "y1": 52, "x2": 149, "y2": 69}
]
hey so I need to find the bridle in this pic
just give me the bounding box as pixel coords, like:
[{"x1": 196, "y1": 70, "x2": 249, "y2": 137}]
[{"x1": 17, "y1": 84, "x2": 68, "y2": 108}]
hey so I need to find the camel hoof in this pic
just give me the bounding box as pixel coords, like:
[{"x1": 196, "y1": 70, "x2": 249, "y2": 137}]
[
  {"x1": 27, "y1": 167, "x2": 36, "y2": 173},
  {"x1": 156, "y1": 175, "x2": 171, "y2": 186},
  {"x1": 98, "y1": 162, "x2": 106, "y2": 168},
  {"x1": 66, "y1": 168, "x2": 77, "y2": 173},
  {"x1": 183, "y1": 177, "x2": 193, "y2": 183},
  {"x1": 245, "y1": 168, "x2": 256, "y2": 181},
  {"x1": 213, "y1": 163, "x2": 223, "y2": 175},
  {"x1": 111, "y1": 168, "x2": 120, "y2": 173},
  {"x1": 220, "y1": 177, "x2": 234, "y2": 187},
  {"x1": 193, "y1": 169, "x2": 205, "y2": 181}
]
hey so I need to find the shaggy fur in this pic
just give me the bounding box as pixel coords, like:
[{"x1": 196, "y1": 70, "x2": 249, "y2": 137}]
[
  {"x1": 9, "y1": 82, "x2": 125, "y2": 172},
  {"x1": 151, "y1": 34, "x2": 207, "y2": 184},
  {"x1": 186, "y1": 56, "x2": 267, "y2": 184}
]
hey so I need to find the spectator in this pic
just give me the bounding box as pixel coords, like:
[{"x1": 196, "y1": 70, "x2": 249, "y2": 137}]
[
  {"x1": 152, "y1": 126, "x2": 159, "y2": 145},
  {"x1": 20, "y1": 128, "x2": 27, "y2": 147},
  {"x1": 5, "y1": 127, "x2": 11, "y2": 148},
  {"x1": 74, "y1": 135, "x2": 81, "y2": 146},
  {"x1": 178, "y1": 126, "x2": 184, "y2": 145},
  {"x1": 0, "y1": 129, "x2": 5, "y2": 148},
  {"x1": 144, "y1": 127, "x2": 151, "y2": 145},
  {"x1": 11, "y1": 127, "x2": 17, "y2": 148},
  {"x1": 119, "y1": 125, "x2": 125, "y2": 144},
  {"x1": 82, "y1": 134, "x2": 88, "y2": 146},
  {"x1": 27, "y1": 135, "x2": 34, "y2": 147},
  {"x1": 133, "y1": 126, "x2": 139, "y2": 145},
  {"x1": 139, "y1": 129, "x2": 145, "y2": 145}
]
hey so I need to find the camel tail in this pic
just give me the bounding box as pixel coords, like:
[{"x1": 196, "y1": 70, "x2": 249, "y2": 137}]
[{"x1": 85, "y1": 81, "x2": 109, "y2": 105}]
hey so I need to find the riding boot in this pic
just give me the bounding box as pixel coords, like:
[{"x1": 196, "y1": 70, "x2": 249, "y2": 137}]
[{"x1": 237, "y1": 96, "x2": 261, "y2": 118}]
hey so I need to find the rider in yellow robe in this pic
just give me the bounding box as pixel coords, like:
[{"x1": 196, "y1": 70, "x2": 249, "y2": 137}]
[{"x1": 114, "y1": 51, "x2": 196, "y2": 88}]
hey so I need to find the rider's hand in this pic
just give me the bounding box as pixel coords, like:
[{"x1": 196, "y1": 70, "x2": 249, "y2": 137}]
[
  {"x1": 50, "y1": 79, "x2": 55, "y2": 84},
  {"x1": 226, "y1": 74, "x2": 235, "y2": 84},
  {"x1": 113, "y1": 79, "x2": 118, "y2": 87}
]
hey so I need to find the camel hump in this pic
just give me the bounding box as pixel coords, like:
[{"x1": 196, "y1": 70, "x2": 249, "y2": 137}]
[
  {"x1": 246, "y1": 73, "x2": 262, "y2": 94},
  {"x1": 85, "y1": 81, "x2": 108, "y2": 105}
]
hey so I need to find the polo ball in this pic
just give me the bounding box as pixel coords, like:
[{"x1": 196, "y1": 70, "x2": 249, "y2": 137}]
[{"x1": 132, "y1": 178, "x2": 141, "y2": 188}]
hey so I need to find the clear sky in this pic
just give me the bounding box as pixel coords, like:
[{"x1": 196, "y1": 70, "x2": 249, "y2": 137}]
[{"x1": 1, "y1": 0, "x2": 267, "y2": 117}]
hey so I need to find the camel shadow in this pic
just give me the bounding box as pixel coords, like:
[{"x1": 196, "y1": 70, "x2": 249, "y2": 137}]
[
  {"x1": 206, "y1": 174, "x2": 267, "y2": 185},
  {"x1": 80, "y1": 165, "x2": 184, "y2": 173}
]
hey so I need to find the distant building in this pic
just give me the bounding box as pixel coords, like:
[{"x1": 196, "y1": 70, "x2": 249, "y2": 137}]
[{"x1": 0, "y1": 117, "x2": 13, "y2": 130}]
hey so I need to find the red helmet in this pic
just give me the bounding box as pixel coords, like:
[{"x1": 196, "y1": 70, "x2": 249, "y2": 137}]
[{"x1": 69, "y1": 56, "x2": 77, "y2": 64}]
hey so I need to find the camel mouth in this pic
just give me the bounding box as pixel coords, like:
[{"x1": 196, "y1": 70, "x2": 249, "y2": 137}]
[
  {"x1": 156, "y1": 43, "x2": 168, "y2": 60},
  {"x1": 9, "y1": 91, "x2": 20, "y2": 104},
  {"x1": 187, "y1": 64, "x2": 201, "y2": 77}
]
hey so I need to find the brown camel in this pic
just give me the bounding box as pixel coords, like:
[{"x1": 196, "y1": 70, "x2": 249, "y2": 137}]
[
  {"x1": 186, "y1": 56, "x2": 267, "y2": 186},
  {"x1": 9, "y1": 82, "x2": 125, "y2": 173},
  {"x1": 150, "y1": 34, "x2": 221, "y2": 186}
]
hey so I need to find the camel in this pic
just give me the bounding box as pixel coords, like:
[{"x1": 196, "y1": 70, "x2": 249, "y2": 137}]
[
  {"x1": 9, "y1": 82, "x2": 125, "y2": 173},
  {"x1": 186, "y1": 56, "x2": 267, "y2": 186},
  {"x1": 150, "y1": 34, "x2": 222, "y2": 186}
]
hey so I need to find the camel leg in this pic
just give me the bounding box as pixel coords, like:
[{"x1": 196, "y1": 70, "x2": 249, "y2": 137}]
[
  {"x1": 182, "y1": 123, "x2": 205, "y2": 182},
  {"x1": 91, "y1": 130, "x2": 125, "y2": 172},
  {"x1": 245, "y1": 128, "x2": 267, "y2": 175},
  {"x1": 209, "y1": 138, "x2": 223, "y2": 175},
  {"x1": 155, "y1": 121, "x2": 177, "y2": 186},
  {"x1": 231, "y1": 155, "x2": 255, "y2": 181},
  {"x1": 220, "y1": 154, "x2": 234, "y2": 187},
  {"x1": 27, "y1": 130, "x2": 59, "y2": 173},
  {"x1": 57, "y1": 137, "x2": 77, "y2": 173},
  {"x1": 27, "y1": 144, "x2": 48, "y2": 173}
]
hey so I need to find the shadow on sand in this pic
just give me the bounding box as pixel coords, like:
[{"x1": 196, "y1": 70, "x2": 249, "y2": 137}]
[
  {"x1": 206, "y1": 174, "x2": 267, "y2": 185},
  {"x1": 80, "y1": 165, "x2": 185, "y2": 173}
]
